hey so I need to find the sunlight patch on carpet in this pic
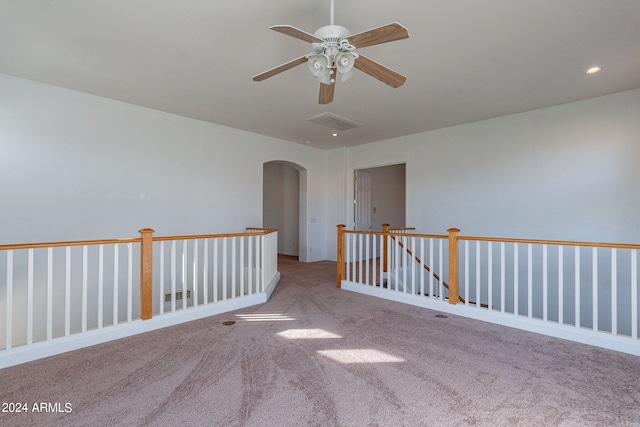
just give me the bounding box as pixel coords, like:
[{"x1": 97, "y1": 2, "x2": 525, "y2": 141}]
[
  {"x1": 317, "y1": 349, "x2": 405, "y2": 364},
  {"x1": 235, "y1": 313, "x2": 295, "y2": 322},
  {"x1": 277, "y1": 329, "x2": 342, "y2": 339}
]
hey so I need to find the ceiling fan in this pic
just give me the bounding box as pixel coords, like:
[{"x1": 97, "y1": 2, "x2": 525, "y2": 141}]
[{"x1": 252, "y1": 0, "x2": 409, "y2": 104}]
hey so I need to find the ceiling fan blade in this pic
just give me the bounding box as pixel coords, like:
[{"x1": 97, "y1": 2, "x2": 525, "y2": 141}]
[
  {"x1": 270, "y1": 25, "x2": 324, "y2": 43},
  {"x1": 319, "y1": 79, "x2": 335, "y2": 104},
  {"x1": 253, "y1": 56, "x2": 308, "y2": 81},
  {"x1": 353, "y1": 55, "x2": 406, "y2": 88},
  {"x1": 346, "y1": 22, "x2": 409, "y2": 49}
]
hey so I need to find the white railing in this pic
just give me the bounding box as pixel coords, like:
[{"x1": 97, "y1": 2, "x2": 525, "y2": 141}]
[
  {"x1": 1, "y1": 238, "x2": 140, "y2": 351},
  {"x1": 342, "y1": 230, "x2": 450, "y2": 301},
  {"x1": 0, "y1": 227, "x2": 279, "y2": 368},
  {"x1": 459, "y1": 237, "x2": 639, "y2": 339},
  {"x1": 337, "y1": 225, "x2": 640, "y2": 356}
]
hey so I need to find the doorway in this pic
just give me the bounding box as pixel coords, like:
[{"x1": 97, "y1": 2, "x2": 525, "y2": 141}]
[
  {"x1": 263, "y1": 161, "x2": 309, "y2": 262},
  {"x1": 354, "y1": 164, "x2": 406, "y2": 231}
]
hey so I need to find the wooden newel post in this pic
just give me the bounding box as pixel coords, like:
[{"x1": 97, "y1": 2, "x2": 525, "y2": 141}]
[
  {"x1": 447, "y1": 228, "x2": 460, "y2": 305},
  {"x1": 382, "y1": 223, "x2": 390, "y2": 273},
  {"x1": 139, "y1": 228, "x2": 155, "y2": 320},
  {"x1": 336, "y1": 224, "x2": 346, "y2": 288}
]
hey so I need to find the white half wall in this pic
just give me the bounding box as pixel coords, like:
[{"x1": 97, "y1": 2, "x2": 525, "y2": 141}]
[{"x1": 0, "y1": 73, "x2": 330, "y2": 262}]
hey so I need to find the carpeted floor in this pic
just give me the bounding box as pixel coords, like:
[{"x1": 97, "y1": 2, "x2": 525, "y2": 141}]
[{"x1": 1, "y1": 255, "x2": 640, "y2": 426}]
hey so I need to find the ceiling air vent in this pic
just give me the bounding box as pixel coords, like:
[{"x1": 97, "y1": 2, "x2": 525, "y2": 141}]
[{"x1": 306, "y1": 112, "x2": 362, "y2": 132}]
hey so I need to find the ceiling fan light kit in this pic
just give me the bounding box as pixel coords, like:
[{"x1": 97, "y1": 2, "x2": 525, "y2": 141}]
[{"x1": 253, "y1": 0, "x2": 409, "y2": 104}]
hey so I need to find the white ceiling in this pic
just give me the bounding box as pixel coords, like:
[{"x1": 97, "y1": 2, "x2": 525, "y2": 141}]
[{"x1": 1, "y1": 1, "x2": 638, "y2": 150}]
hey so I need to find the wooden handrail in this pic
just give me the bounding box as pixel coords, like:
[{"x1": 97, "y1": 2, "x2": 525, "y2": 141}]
[
  {"x1": 245, "y1": 227, "x2": 278, "y2": 234},
  {"x1": 1, "y1": 226, "x2": 277, "y2": 323},
  {"x1": 388, "y1": 227, "x2": 416, "y2": 233},
  {"x1": 344, "y1": 230, "x2": 447, "y2": 239},
  {"x1": 154, "y1": 230, "x2": 276, "y2": 242},
  {"x1": 459, "y1": 235, "x2": 640, "y2": 250},
  {"x1": 0, "y1": 237, "x2": 142, "y2": 251},
  {"x1": 0, "y1": 229, "x2": 279, "y2": 250}
]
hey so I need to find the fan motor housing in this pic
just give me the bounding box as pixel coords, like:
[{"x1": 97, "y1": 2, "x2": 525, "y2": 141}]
[{"x1": 314, "y1": 25, "x2": 351, "y2": 42}]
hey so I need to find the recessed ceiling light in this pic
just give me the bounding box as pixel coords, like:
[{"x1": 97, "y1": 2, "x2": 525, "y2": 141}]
[
  {"x1": 332, "y1": 132, "x2": 339, "y2": 137},
  {"x1": 585, "y1": 66, "x2": 603, "y2": 75}
]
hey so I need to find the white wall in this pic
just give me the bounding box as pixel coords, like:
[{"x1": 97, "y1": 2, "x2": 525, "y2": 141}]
[
  {"x1": 344, "y1": 89, "x2": 640, "y2": 245},
  {"x1": 3, "y1": 72, "x2": 638, "y2": 262},
  {"x1": 0, "y1": 73, "x2": 330, "y2": 262}
]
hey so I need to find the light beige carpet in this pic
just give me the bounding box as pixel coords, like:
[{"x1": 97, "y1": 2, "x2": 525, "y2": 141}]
[{"x1": 1, "y1": 255, "x2": 640, "y2": 426}]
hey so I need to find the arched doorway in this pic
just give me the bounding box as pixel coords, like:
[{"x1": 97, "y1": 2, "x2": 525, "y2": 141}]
[{"x1": 263, "y1": 161, "x2": 309, "y2": 262}]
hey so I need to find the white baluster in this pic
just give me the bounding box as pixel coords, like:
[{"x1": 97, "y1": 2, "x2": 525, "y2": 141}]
[
  {"x1": 260, "y1": 234, "x2": 266, "y2": 293},
  {"x1": 247, "y1": 236, "x2": 253, "y2": 295},
  {"x1": 114, "y1": 244, "x2": 120, "y2": 324},
  {"x1": 365, "y1": 234, "x2": 370, "y2": 286},
  {"x1": 240, "y1": 237, "x2": 245, "y2": 296},
  {"x1": 27, "y1": 249, "x2": 34, "y2": 344},
  {"x1": 352, "y1": 233, "x2": 357, "y2": 283},
  {"x1": 127, "y1": 243, "x2": 133, "y2": 322},
  {"x1": 65, "y1": 247, "x2": 71, "y2": 336},
  {"x1": 222, "y1": 237, "x2": 228, "y2": 301},
  {"x1": 98, "y1": 244, "x2": 104, "y2": 329},
  {"x1": 632, "y1": 249, "x2": 637, "y2": 339},
  {"x1": 203, "y1": 239, "x2": 209, "y2": 304},
  {"x1": 182, "y1": 240, "x2": 187, "y2": 310},
  {"x1": 47, "y1": 247, "x2": 53, "y2": 340},
  {"x1": 231, "y1": 237, "x2": 237, "y2": 299},
  {"x1": 464, "y1": 241, "x2": 469, "y2": 306},
  {"x1": 474, "y1": 241, "x2": 480, "y2": 308},
  {"x1": 438, "y1": 239, "x2": 443, "y2": 300},
  {"x1": 558, "y1": 245, "x2": 563, "y2": 325},
  {"x1": 171, "y1": 241, "x2": 177, "y2": 312},
  {"x1": 82, "y1": 246, "x2": 87, "y2": 333},
  {"x1": 213, "y1": 238, "x2": 219, "y2": 303},
  {"x1": 487, "y1": 242, "x2": 492, "y2": 311},
  {"x1": 193, "y1": 239, "x2": 199, "y2": 307},
  {"x1": 611, "y1": 248, "x2": 617, "y2": 335},
  {"x1": 592, "y1": 247, "x2": 598, "y2": 331},
  {"x1": 420, "y1": 238, "x2": 425, "y2": 297},
  {"x1": 429, "y1": 238, "x2": 434, "y2": 300},
  {"x1": 476, "y1": 240, "x2": 480, "y2": 308},
  {"x1": 514, "y1": 243, "x2": 518, "y2": 316},
  {"x1": 394, "y1": 236, "x2": 400, "y2": 293},
  {"x1": 6, "y1": 250, "x2": 13, "y2": 349},
  {"x1": 358, "y1": 233, "x2": 363, "y2": 284},
  {"x1": 402, "y1": 237, "x2": 407, "y2": 293},
  {"x1": 372, "y1": 234, "x2": 377, "y2": 288},
  {"x1": 379, "y1": 234, "x2": 384, "y2": 287},
  {"x1": 543, "y1": 244, "x2": 548, "y2": 322},
  {"x1": 500, "y1": 242, "x2": 505, "y2": 313},
  {"x1": 410, "y1": 237, "x2": 416, "y2": 294},
  {"x1": 575, "y1": 246, "x2": 581, "y2": 328},
  {"x1": 254, "y1": 235, "x2": 260, "y2": 293},
  {"x1": 527, "y1": 244, "x2": 532, "y2": 319}
]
